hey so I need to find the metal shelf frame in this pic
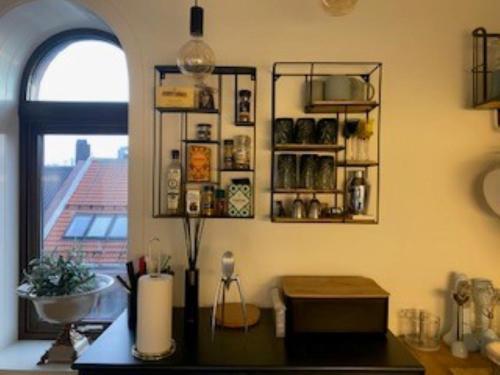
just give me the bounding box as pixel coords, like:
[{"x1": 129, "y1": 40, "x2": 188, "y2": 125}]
[
  {"x1": 271, "y1": 61, "x2": 383, "y2": 224},
  {"x1": 153, "y1": 66, "x2": 257, "y2": 219}
]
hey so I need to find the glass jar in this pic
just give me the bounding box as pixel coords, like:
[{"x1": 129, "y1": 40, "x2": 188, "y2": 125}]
[
  {"x1": 196, "y1": 123, "x2": 212, "y2": 141},
  {"x1": 274, "y1": 118, "x2": 294, "y2": 145},
  {"x1": 223, "y1": 139, "x2": 234, "y2": 169},
  {"x1": 299, "y1": 154, "x2": 317, "y2": 190},
  {"x1": 238, "y1": 90, "x2": 252, "y2": 123},
  {"x1": 201, "y1": 185, "x2": 215, "y2": 217},
  {"x1": 233, "y1": 135, "x2": 251, "y2": 170}
]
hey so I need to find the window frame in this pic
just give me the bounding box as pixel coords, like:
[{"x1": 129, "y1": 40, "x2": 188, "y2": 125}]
[{"x1": 19, "y1": 29, "x2": 128, "y2": 339}]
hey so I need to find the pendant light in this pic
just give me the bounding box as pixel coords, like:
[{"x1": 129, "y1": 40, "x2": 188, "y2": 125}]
[
  {"x1": 321, "y1": 0, "x2": 358, "y2": 17},
  {"x1": 177, "y1": 0, "x2": 215, "y2": 85}
]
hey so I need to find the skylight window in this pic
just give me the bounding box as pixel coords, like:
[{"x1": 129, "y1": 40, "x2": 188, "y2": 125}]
[
  {"x1": 64, "y1": 214, "x2": 92, "y2": 238},
  {"x1": 108, "y1": 216, "x2": 127, "y2": 239},
  {"x1": 86, "y1": 215, "x2": 113, "y2": 238}
]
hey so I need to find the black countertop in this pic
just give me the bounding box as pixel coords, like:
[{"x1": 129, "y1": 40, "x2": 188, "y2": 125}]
[{"x1": 73, "y1": 308, "x2": 424, "y2": 374}]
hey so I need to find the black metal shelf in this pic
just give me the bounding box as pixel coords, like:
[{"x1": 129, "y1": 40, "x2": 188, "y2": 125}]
[
  {"x1": 270, "y1": 61, "x2": 382, "y2": 224},
  {"x1": 153, "y1": 65, "x2": 257, "y2": 218}
]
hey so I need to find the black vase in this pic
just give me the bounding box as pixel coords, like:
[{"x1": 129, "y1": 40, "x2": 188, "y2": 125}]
[{"x1": 184, "y1": 268, "x2": 199, "y2": 324}]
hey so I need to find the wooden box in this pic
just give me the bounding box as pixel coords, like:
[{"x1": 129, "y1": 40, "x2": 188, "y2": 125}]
[
  {"x1": 155, "y1": 86, "x2": 196, "y2": 108},
  {"x1": 282, "y1": 276, "x2": 389, "y2": 336}
]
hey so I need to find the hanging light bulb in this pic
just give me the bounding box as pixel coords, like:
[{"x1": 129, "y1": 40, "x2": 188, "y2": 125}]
[
  {"x1": 321, "y1": 0, "x2": 358, "y2": 16},
  {"x1": 177, "y1": 1, "x2": 215, "y2": 85}
]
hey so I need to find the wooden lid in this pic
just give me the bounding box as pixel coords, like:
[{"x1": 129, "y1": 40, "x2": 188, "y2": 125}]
[
  {"x1": 282, "y1": 276, "x2": 389, "y2": 299},
  {"x1": 215, "y1": 303, "x2": 261, "y2": 329}
]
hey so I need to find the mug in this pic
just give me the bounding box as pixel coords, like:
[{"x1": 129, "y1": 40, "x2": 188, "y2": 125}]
[
  {"x1": 305, "y1": 79, "x2": 325, "y2": 103},
  {"x1": 325, "y1": 75, "x2": 375, "y2": 101}
]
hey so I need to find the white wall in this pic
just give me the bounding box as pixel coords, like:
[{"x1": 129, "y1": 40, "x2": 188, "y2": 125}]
[
  {"x1": 0, "y1": 0, "x2": 499, "y2": 343},
  {"x1": 0, "y1": 0, "x2": 114, "y2": 349}
]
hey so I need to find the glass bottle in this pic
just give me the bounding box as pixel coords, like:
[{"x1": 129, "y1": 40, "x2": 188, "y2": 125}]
[
  {"x1": 238, "y1": 90, "x2": 252, "y2": 123},
  {"x1": 166, "y1": 150, "x2": 182, "y2": 215},
  {"x1": 233, "y1": 135, "x2": 251, "y2": 170},
  {"x1": 223, "y1": 139, "x2": 234, "y2": 169},
  {"x1": 201, "y1": 185, "x2": 215, "y2": 217},
  {"x1": 215, "y1": 188, "x2": 227, "y2": 217}
]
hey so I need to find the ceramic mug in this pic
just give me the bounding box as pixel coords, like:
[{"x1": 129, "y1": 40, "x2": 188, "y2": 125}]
[{"x1": 325, "y1": 75, "x2": 375, "y2": 101}]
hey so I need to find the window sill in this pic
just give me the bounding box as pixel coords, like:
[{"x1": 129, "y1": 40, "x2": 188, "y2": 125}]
[{"x1": 0, "y1": 341, "x2": 74, "y2": 374}]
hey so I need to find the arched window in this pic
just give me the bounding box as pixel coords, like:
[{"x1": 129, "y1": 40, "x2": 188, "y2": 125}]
[{"x1": 19, "y1": 29, "x2": 129, "y2": 338}]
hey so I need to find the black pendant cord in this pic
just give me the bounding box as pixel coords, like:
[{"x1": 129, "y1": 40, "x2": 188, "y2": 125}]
[{"x1": 190, "y1": 1, "x2": 204, "y2": 37}]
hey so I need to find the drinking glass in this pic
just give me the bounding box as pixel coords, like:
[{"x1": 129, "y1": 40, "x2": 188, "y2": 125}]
[
  {"x1": 315, "y1": 156, "x2": 335, "y2": 191},
  {"x1": 356, "y1": 119, "x2": 375, "y2": 161},
  {"x1": 274, "y1": 118, "x2": 294, "y2": 144},
  {"x1": 317, "y1": 118, "x2": 338, "y2": 144},
  {"x1": 277, "y1": 154, "x2": 297, "y2": 189},
  {"x1": 299, "y1": 154, "x2": 317, "y2": 190},
  {"x1": 295, "y1": 118, "x2": 316, "y2": 144},
  {"x1": 343, "y1": 119, "x2": 359, "y2": 160}
]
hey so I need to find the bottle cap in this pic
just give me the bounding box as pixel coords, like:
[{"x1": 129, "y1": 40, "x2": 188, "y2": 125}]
[
  {"x1": 224, "y1": 139, "x2": 234, "y2": 145},
  {"x1": 171, "y1": 150, "x2": 180, "y2": 159},
  {"x1": 215, "y1": 189, "x2": 225, "y2": 198},
  {"x1": 239, "y1": 89, "x2": 251, "y2": 97},
  {"x1": 203, "y1": 185, "x2": 214, "y2": 192}
]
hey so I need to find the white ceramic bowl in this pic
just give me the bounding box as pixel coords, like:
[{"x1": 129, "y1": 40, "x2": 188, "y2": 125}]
[{"x1": 18, "y1": 274, "x2": 114, "y2": 324}]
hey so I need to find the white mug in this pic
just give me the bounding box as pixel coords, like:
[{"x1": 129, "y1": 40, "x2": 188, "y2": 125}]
[{"x1": 325, "y1": 75, "x2": 375, "y2": 101}]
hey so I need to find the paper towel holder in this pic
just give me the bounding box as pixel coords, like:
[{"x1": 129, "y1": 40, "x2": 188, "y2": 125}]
[{"x1": 132, "y1": 340, "x2": 176, "y2": 361}]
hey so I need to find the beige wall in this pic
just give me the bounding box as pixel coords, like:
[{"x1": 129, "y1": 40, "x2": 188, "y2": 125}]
[{"x1": 1, "y1": 0, "x2": 499, "y2": 334}]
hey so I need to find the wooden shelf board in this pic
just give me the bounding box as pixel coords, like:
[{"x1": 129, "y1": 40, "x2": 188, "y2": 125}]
[
  {"x1": 220, "y1": 168, "x2": 254, "y2": 172},
  {"x1": 273, "y1": 189, "x2": 344, "y2": 194},
  {"x1": 182, "y1": 140, "x2": 220, "y2": 144},
  {"x1": 274, "y1": 144, "x2": 345, "y2": 152},
  {"x1": 234, "y1": 121, "x2": 255, "y2": 127},
  {"x1": 156, "y1": 107, "x2": 219, "y2": 114},
  {"x1": 305, "y1": 101, "x2": 379, "y2": 114},
  {"x1": 474, "y1": 100, "x2": 500, "y2": 110},
  {"x1": 272, "y1": 216, "x2": 377, "y2": 224},
  {"x1": 154, "y1": 214, "x2": 254, "y2": 219},
  {"x1": 272, "y1": 217, "x2": 344, "y2": 223},
  {"x1": 339, "y1": 160, "x2": 379, "y2": 167}
]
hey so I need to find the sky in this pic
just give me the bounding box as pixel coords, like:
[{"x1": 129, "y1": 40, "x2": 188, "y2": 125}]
[{"x1": 37, "y1": 40, "x2": 129, "y2": 165}]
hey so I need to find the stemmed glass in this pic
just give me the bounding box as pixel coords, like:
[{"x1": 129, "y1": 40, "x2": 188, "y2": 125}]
[
  {"x1": 343, "y1": 119, "x2": 359, "y2": 161},
  {"x1": 356, "y1": 119, "x2": 375, "y2": 161}
]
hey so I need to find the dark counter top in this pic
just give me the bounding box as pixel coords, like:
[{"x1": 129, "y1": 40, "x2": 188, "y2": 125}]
[{"x1": 73, "y1": 308, "x2": 424, "y2": 374}]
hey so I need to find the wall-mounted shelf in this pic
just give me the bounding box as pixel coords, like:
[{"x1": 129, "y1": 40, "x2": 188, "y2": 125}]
[
  {"x1": 270, "y1": 61, "x2": 382, "y2": 224},
  {"x1": 305, "y1": 101, "x2": 379, "y2": 114},
  {"x1": 152, "y1": 65, "x2": 257, "y2": 219},
  {"x1": 472, "y1": 27, "x2": 500, "y2": 127}
]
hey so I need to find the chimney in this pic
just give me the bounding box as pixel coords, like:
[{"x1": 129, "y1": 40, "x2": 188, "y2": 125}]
[{"x1": 76, "y1": 140, "x2": 90, "y2": 162}]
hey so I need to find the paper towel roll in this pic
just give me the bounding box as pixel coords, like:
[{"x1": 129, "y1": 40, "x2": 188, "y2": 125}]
[{"x1": 136, "y1": 274, "x2": 173, "y2": 355}]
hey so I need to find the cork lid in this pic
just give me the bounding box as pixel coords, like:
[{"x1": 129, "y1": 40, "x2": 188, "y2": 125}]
[{"x1": 282, "y1": 276, "x2": 390, "y2": 299}]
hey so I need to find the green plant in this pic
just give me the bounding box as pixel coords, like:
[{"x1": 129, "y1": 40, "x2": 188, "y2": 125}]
[{"x1": 23, "y1": 251, "x2": 96, "y2": 297}]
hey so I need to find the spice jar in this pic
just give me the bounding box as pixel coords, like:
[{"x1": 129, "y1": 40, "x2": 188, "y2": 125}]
[
  {"x1": 238, "y1": 90, "x2": 252, "y2": 123},
  {"x1": 223, "y1": 139, "x2": 234, "y2": 169},
  {"x1": 196, "y1": 123, "x2": 212, "y2": 141},
  {"x1": 215, "y1": 189, "x2": 227, "y2": 217},
  {"x1": 201, "y1": 185, "x2": 215, "y2": 216},
  {"x1": 233, "y1": 135, "x2": 251, "y2": 170}
]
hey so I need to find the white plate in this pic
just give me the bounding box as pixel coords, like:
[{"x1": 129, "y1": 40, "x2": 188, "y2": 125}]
[{"x1": 483, "y1": 167, "x2": 500, "y2": 216}]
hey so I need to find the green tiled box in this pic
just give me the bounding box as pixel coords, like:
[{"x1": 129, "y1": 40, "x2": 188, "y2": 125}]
[{"x1": 228, "y1": 183, "x2": 252, "y2": 217}]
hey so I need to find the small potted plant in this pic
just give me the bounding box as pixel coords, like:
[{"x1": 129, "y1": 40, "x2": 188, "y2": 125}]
[{"x1": 17, "y1": 251, "x2": 114, "y2": 364}]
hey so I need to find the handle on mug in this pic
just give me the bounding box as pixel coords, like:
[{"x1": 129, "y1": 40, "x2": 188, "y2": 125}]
[{"x1": 366, "y1": 82, "x2": 375, "y2": 101}]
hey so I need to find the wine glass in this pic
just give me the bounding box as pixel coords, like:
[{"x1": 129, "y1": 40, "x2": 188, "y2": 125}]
[
  {"x1": 343, "y1": 119, "x2": 359, "y2": 161},
  {"x1": 357, "y1": 119, "x2": 375, "y2": 161}
]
